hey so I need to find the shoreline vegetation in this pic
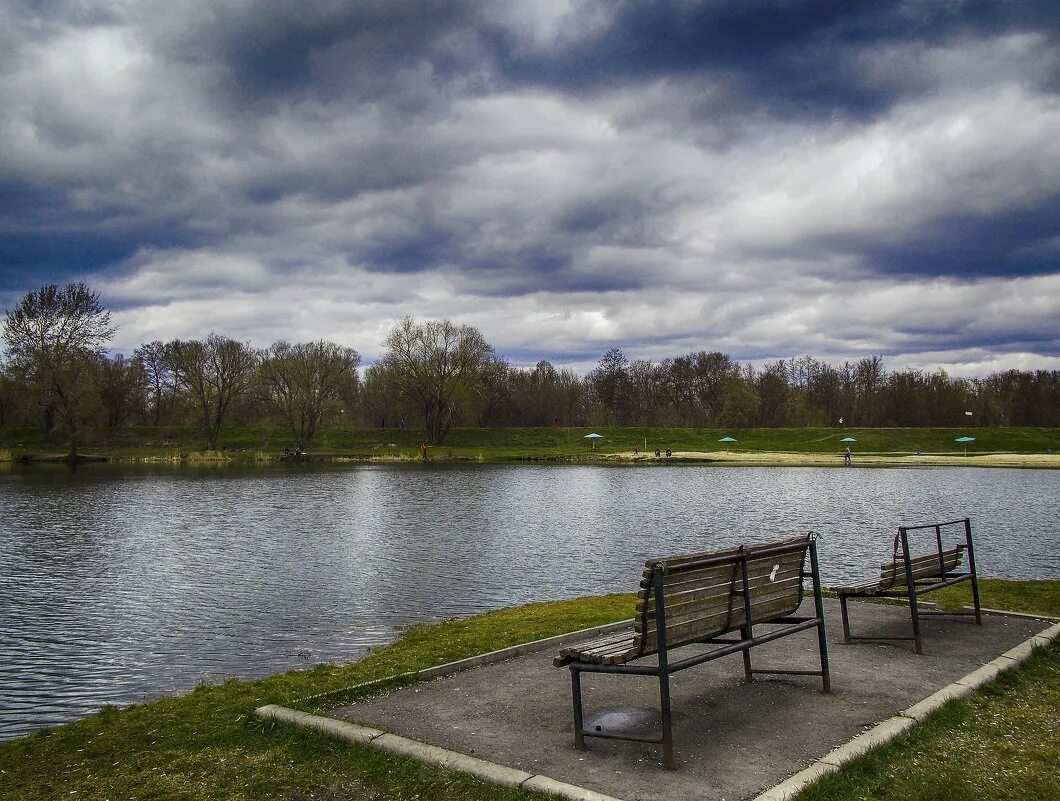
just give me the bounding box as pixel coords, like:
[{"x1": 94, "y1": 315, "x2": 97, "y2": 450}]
[
  {"x1": 0, "y1": 581, "x2": 1057, "y2": 800},
  {"x1": 1, "y1": 425, "x2": 1057, "y2": 469}
]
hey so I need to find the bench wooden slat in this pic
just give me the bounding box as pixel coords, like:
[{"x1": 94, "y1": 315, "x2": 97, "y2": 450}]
[
  {"x1": 837, "y1": 547, "x2": 964, "y2": 595},
  {"x1": 638, "y1": 610, "x2": 737, "y2": 652},
  {"x1": 883, "y1": 549, "x2": 962, "y2": 587},
  {"x1": 880, "y1": 549, "x2": 958, "y2": 571},
  {"x1": 559, "y1": 536, "x2": 812, "y2": 668},
  {"x1": 638, "y1": 575, "x2": 802, "y2": 624},
  {"x1": 554, "y1": 631, "x2": 640, "y2": 666},
  {"x1": 639, "y1": 551, "x2": 805, "y2": 598}
]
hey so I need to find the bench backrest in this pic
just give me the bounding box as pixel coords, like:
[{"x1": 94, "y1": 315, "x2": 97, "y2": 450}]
[
  {"x1": 879, "y1": 546, "x2": 964, "y2": 590},
  {"x1": 633, "y1": 536, "x2": 810, "y2": 657}
]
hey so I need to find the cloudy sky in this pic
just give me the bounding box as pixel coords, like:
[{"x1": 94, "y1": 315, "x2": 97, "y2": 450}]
[{"x1": 1, "y1": 0, "x2": 1058, "y2": 375}]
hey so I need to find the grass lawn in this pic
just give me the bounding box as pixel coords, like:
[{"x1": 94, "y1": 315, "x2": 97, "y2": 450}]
[
  {"x1": 931, "y1": 579, "x2": 1060, "y2": 618},
  {"x1": 0, "y1": 584, "x2": 1057, "y2": 801},
  {"x1": 2, "y1": 424, "x2": 1058, "y2": 463},
  {"x1": 794, "y1": 645, "x2": 1060, "y2": 801}
]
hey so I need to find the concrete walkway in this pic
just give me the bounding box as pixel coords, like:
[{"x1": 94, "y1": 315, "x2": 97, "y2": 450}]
[{"x1": 333, "y1": 599, "x2": 1048, "y2": 801}]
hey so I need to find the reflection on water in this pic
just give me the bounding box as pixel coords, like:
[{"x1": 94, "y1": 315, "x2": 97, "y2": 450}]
[{"x1": 0, "y1": 462, "x2": 1057, "y2": 739}]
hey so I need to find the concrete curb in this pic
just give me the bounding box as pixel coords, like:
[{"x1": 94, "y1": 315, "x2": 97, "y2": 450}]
[
  {"x1": 750, "y1": 620, "x2": 1060, "y2": 801},
  {"x1": 254, "y1": 704, "x2": 627, "y2": 801},
  {"x1": 296, "y1": 617, "x2": 634, "y2": 707}
]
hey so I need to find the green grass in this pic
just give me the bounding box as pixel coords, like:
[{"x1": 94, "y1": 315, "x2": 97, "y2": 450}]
[
  {"x1": 793, "y1": 644, "x2": 1060, "y2": 801},
  {"x1": 930, "y1": 579, "x2": 1060, "y2": 617},
  {"x1": 0, "y1": 595, "x2": 632, "y2": 801},
  {"x1": 1, "y1": 424, "x2": 1057, "y2": 463}
]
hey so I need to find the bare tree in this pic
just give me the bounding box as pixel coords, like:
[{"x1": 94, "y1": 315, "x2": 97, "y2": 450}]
[
  {"x1": 2, "y1": 283, "x2": 115, "y2": 456},
  {"x1": 133, "y1": 340, "x2": 174, "y2": 426},
  {"x1": 96, "y1": 354, "x2": 143, "y2": 428},
  {"x1": 258, "y1": 340, "x2": 360, "y2": 450},
  {"x1": 0, "y1": 361, "x2": 18, "y2": 427},
  {"x1": 471, "y1": 354, "x2": 511, "y2": 426},
  {"x1": 165, "y1": 334, "x2": 258, "y2": 451},
  {"x1": 381, "y1": 316, "x2": 494, "y2": 444}
]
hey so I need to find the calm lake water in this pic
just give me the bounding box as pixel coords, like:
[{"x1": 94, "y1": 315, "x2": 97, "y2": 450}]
[{"x1": 1, "y1": 462, "x2": 1057, "y2": 740}]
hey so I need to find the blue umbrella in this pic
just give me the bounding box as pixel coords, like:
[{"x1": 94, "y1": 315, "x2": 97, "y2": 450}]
[
  {"x1": 583, "y1": 432, "x2": 603, "y2": 450},
  {"x1": 840, "y1": 437, "x2": 857, "y2": 443},
  {"x1": 955, "y1": 435, "x2": 975, "y2": 456},
  {"x1": 718, "y1": 436, "x2": 737, "y2": 442}
]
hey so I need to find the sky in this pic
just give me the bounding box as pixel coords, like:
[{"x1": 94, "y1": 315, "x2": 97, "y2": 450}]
[{"x1": 1, "y1": 0, "x2": 1058, "y2": 376}]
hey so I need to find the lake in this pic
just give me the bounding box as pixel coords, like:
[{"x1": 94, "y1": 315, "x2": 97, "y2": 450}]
[{"x1": 1, "y1": 462, "x2": 1057, "y2": 740}]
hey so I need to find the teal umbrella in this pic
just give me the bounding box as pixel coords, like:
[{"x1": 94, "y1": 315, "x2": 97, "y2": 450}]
[
  {"x1": 583, "y1": 432, "x2": 603, "y2": 450},
  {"x1": 840, "y1": 437, "x2": 857, "y2": 443},
  {"x1": 955, "y1": 435, "x2": 975, "y2": 456},
  {"x1": 718, "y1": 436, "x2": 737, "y2": 442}
]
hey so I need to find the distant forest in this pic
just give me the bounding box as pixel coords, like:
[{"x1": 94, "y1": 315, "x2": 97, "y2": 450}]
[{"x1": 1, "y1": 284, "x2": 1058, "y2": 451}]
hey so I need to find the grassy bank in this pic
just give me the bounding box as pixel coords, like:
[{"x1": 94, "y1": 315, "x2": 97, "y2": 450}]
[
  {"x1": 1, "y1": 424, "x2": 1057, "y2": 466},
  {"x1": 1, "y1": 582, "x2": 1058, "y2": 800},
  {"x1": 0, "y1": 595, "x2": 631, "y2": 801},
  {"x1": 795, "y1": 645, "x2": 1060, "y2": 801}
]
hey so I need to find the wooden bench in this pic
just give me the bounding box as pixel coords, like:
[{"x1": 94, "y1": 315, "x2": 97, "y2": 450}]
[
  {"x1": 834, "y1": 518, "x2": 982, "y2": 654},
  {"x1": 554, "y1": 534, "x2": 830, "y2": 769}
]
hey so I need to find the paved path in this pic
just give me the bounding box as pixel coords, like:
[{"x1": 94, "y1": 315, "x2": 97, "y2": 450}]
[{"x1": 334, "y1": 599, "x2": 1047, "y2": 801}]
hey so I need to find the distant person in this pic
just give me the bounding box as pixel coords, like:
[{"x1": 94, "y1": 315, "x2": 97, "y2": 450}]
[
  {"x1": 420, "y1": 442, "x2": 429, "y2": 461},
  {"x1": 665, "y1": 448, "x2": 672, "y2": 458},
  {"x1": 552, "y1": 416, "x2": 559, "y2": 428},
  {"x1": 283, "y1": 447, "x2": 291, "y2": 458},
  {"x1": 654, "y1": 447, "x2": 661, "y2": 458},
  {"x1": 844, "y1": 447, "x2": 852, "y2": 466},
  {"x1": 633, "y1": 445, "x2": 639, "y2": 455}
]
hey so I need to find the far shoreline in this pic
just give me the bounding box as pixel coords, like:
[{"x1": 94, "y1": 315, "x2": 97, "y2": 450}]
[
  {"x1": 2, "y1": 448, "x2": 1057, "y2": 470},
  {"x1": 3, "y1": 425, "x2": 1057, "y2": 470}
]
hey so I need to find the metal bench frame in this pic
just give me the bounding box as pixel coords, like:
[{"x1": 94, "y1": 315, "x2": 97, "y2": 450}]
[
  {"x1": 562, "y1": 535, "x2": 830, "y2": 769},
  {"x1": 836, "y1": 518, "x2": 982, "y2": 655}
]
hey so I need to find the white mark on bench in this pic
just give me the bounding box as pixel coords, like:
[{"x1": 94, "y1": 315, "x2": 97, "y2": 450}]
[{"x1": 769, "y1": 564, "x2": 780, "y2": 582}]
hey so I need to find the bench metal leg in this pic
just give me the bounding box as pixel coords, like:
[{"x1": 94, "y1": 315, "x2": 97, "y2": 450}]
[
  {"x1": 906, "y1": 581, "x2": 923, "y2": 655},
  {"x1": 659, "y1": 669, "x2": 675, "y2": 770},
  {"x1": 970, "y1": 577, "x2": 983, "y2": 626},
  {"x1": 897, "y1": 527, "x2": 925, "y2": 655},
  {"x1": 738, "y1": 557, "x2": 754, "y2": 684},
  {"x1": 571, "y1": 668, "x2": 585, "y2": 751},
  {"x1": 965, "y1": 518, "x2": 983, "y2": 625},
  {"x1": 809, "y1": 542, "x2": 832, "y2": 693},
  {"x1": 839, "y1": 594, "x2": 852, "y2": 644},
  {"x1": 740, "y1": 626, "x2": 753, "y2": 683}
]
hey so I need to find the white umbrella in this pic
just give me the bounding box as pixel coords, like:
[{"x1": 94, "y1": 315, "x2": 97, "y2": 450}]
[{"x1": 583, "y1": 432, "x2": 604, "y2": 450}]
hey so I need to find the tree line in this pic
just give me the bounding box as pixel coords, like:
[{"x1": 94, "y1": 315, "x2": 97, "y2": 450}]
[{"x1": 2, "y1": 283, "x2": 1057, "y2": 454}]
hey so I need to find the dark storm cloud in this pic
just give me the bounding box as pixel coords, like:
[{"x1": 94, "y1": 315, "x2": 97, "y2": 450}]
[
  {"x1": 503, "y1": 0, "x2": 1060, "y2": 102},
  {"x1": 0, "y1": 0, "x2": 1057, "y2": 373},
  {"x1": 158, "y1": 1, "x2": 491, "y2": 104},
  {"x1": 856, "y1": 200, "x2": 1060, "y2": 279},
  {"x1": 175, "y1": 1, "x2": 1060, "y2": 116}
]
